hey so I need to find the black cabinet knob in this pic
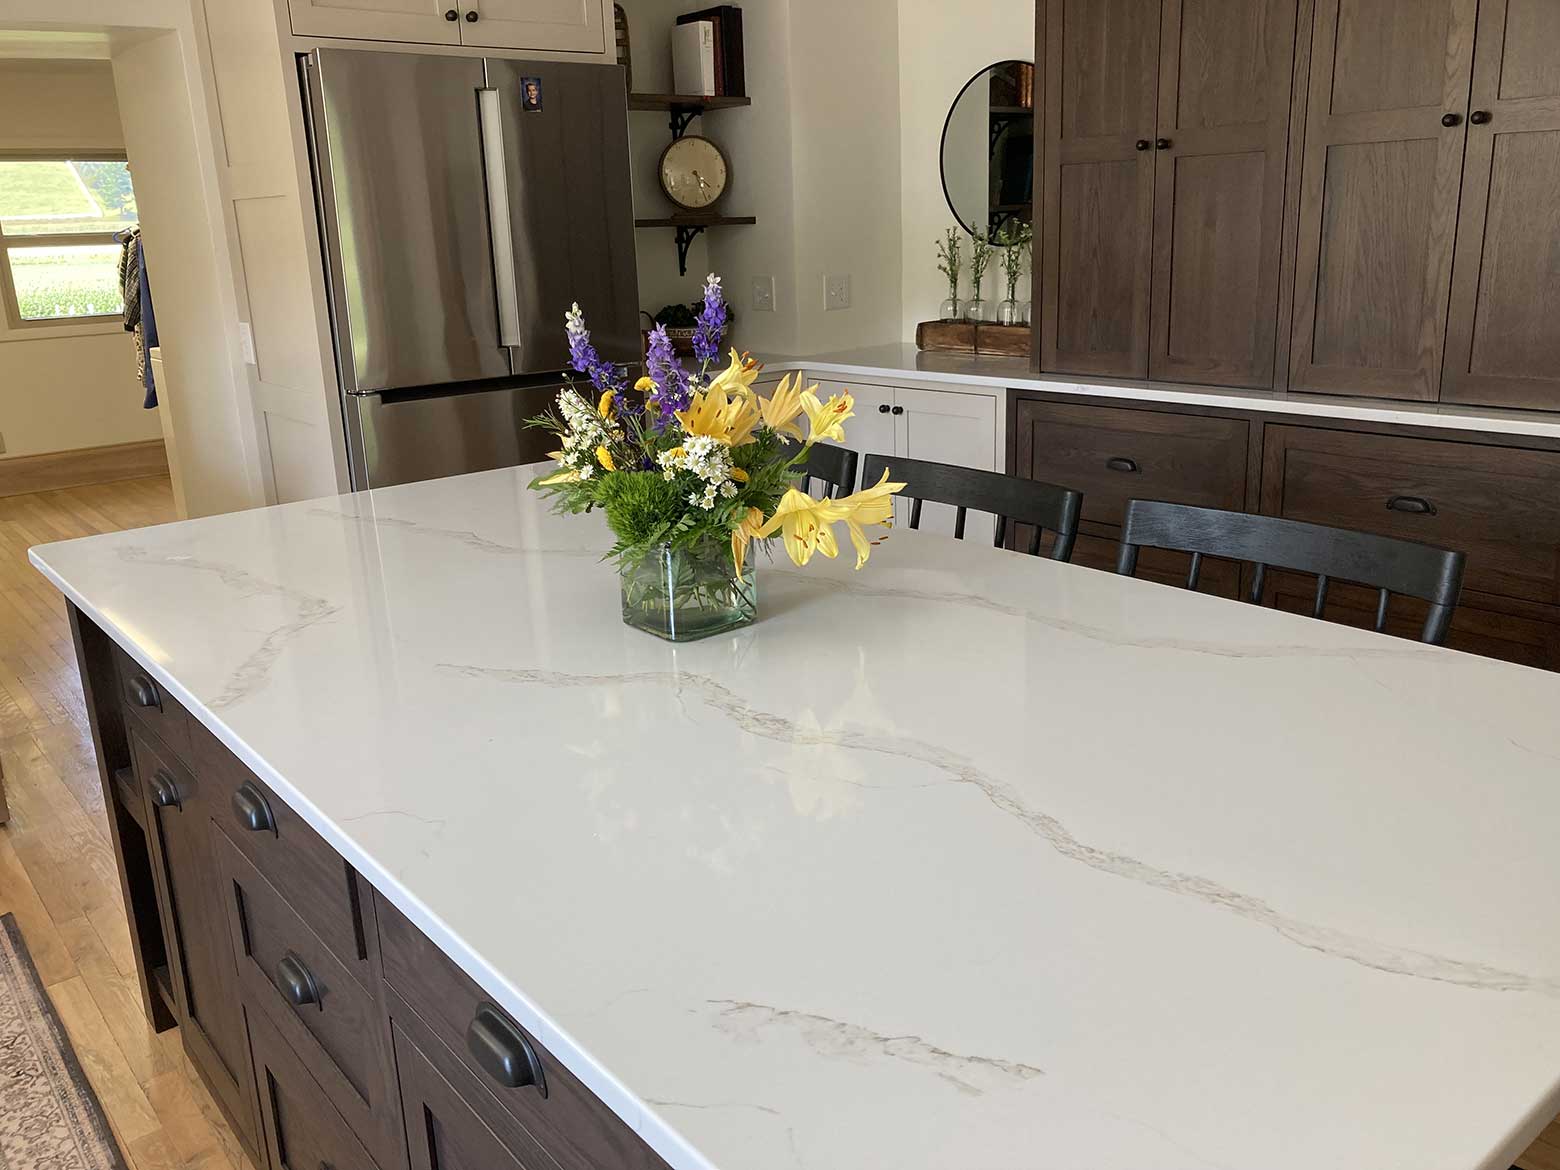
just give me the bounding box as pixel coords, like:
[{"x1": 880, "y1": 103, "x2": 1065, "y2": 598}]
[
  {"x1": 129, "y1": 674, "x2": 159, "y2": 709},
  {"x1": 444, "y1": 7, "x2": 458, "y2": 18},
  {"x1": 877, "y1": 404, "x2": 891, "y2": 413},
  {"x1": 1387, "y1": 495, "x2": 1436, "y2": 516},
  {"x1": 277, "y1": 953, "x2": 322, "y2": 1010},
  {"x1": 891, "y1": 405, "x2": 905, "y2": 415},
  {"x1": 1155, "y1": 138, "x2": 1171, "y2": 150},
  {"x1": 467, "y1": 1006, "x2": 547, "y2": 1095},
  {"x1": 149, "y1": 769, "x2": 182, "y2": 811},
  {"x1": 1441, "y1": 112, "x2": 1462, "y2": 127},
  {"x1": 1135, "y1": 139, "x2": 1151, "y2": 151},
  {"x1": 233, "y1": 782, "x2": 278, "y2": 835},
  {"x1": 1105, "y1": 457, "x2": 1139, "y2": 473},
  {"x1": 1469, "y1": 109, "x2": 1491, "y2": 125},
  {"x1": 465, "y1": 8, "x2": 479, "y2": 19}
]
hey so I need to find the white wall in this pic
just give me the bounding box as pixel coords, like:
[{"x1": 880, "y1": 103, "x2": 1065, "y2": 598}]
[
  {"x1": 897, "y1": 0, "x2": 1032, "y2": 340},
  {"x1": 0, "y1": 59, "x2": 162, "y2": 460}
]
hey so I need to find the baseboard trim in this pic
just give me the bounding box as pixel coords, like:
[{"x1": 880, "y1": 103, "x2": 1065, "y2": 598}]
[{"x1": 0, "y1": 440, "x2": 169, "y2": 498}]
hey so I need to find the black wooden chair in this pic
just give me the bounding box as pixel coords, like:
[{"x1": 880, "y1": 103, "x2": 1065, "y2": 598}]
[
  {"x1": 781, "y1": 440, "x2": 859, "y2": 500},
  {"x1": 1114, "y1": 500, "x2": 1466, "y2": 644},
  {"x1": 860, "y1": 454, "x2": 1083, "y2": 562}
]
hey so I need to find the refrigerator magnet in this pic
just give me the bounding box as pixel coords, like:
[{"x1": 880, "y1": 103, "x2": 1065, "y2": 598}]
[{"x1": 521, "y1": 77, "x2": 543, "y2": 112}]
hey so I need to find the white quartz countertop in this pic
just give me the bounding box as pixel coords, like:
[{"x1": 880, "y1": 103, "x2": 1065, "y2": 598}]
[
  {"x1": 30, "y1": 466, "x2": 1560, "y2": 1170},
  {"x1": 764, "y1": 342, "x2": 1560, "y2": 438}
]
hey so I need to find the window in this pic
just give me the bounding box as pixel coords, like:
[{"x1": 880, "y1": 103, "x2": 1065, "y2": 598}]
[{"x1": 0, "y1": 156, "x2": 138, "y2": 326}]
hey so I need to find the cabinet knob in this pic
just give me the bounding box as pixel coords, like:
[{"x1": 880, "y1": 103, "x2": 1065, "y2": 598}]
[
  {"x1": 149, "y1": 769, "x2": 182, "y2": 811},
  {"x1": 1469, "y1": 109, "x2": 1491, "y2": 125},
  {"x1": 129, "y1": 674, "x2": 159, "y2": 709},
  {"x1": 1441, "y1": 112, "x2": 1462, "y2": 127},
  {"x1": 891, "y1": 405, "x2": 905, "y2": 415},
  {"x1": 1154, "y1": 138, "x2": 1171, "y2": 150},
  {"x1": 465, "y1": 8, "x2": 479, "y2": 19},
  {"x1": 878, "y1": 404, "x2": 891, "y2": 414},
  {"x1": 232, "y1": 782, "x2": 278, "y2": 836},
  {"x1": 277, "y1": 953, "x2": 323, "y2": 1010},
  {"x1": 1135, "y1": 139, "x2": 1151, "y2": 151},
  {"x1": 444, "y1": 7, "x2": 458, "y2": 18},
  {"x1": 1387, "y1": 495, "x2": 1436, "y2": 516},
  {"x1": 467, "y1": 1006, "x2": 547, "y2": 1095},
  {"x1": 1105, "y1": 457, "x2": 1139, "y2": 473}
]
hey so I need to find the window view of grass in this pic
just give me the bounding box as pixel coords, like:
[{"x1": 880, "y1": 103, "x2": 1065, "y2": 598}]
[{"x1": 0, "y1": 160, "x2": 136, "y2": 321}]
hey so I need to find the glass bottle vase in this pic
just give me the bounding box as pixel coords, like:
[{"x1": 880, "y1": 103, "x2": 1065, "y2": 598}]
[
  {"x1": 997, "y1": 299, "x2": 1023, "y2": 326},
  {"x1": 938, "y1": 296, "x2": 962, "y2": 322},
  {"x1": 964, "y1": 298, "x2": 989, "y2": 324},
  {"x1": 620, "y1": 540, "x2": 757, "y2": 642}
]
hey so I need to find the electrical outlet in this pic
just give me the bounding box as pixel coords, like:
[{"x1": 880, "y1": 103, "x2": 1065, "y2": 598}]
[
  {"x1": 751, "y1": 275, "x2": 776, "y2": 312},
  {"x1": 238, "y1": 322, "x2": 256, "y2": 366},
  {"x1": 825, "y1": 273, "x2": 852, "y2": 312}
]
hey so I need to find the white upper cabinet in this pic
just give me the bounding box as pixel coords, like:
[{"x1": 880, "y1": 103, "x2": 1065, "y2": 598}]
[{"x1": 288, "y1": 0, "x2": 609, "y2": 54}]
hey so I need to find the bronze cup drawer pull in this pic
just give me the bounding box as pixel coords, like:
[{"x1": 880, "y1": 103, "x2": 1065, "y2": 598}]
[
  {"x1": 1387, "y1": 495, "x2": 1436, "y2": 516},
  {"x1": 233, "y1": 781, "x2": 278, "y2": 836},
  {"x1": 467, "y1": 1005, "x2": 547, "y2": 1096},
  {"x1": 149, "y1": 769, "x2": 183, "y2": 811},
  {"x1": 129, "y1": 674, "x2": 160, "y2": 709},
  {"x1": 278, "y1": 952, "x2": 323, "y2": 1010},
  {"x1": 1105, "y1": 457, "x2": 1139, "y2": 473}
]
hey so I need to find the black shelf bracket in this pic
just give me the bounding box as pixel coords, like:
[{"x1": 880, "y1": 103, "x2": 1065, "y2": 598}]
[
  {"x1": 668, "y1": 106, "x2": 700, "y2": 139},
  {"x1": 673, "y1": 224, "x2": 706, "y2": 275}
]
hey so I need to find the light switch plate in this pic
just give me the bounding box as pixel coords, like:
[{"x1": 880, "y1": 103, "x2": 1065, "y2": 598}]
[
  {"x1": 751, "y1": 275, "x2": 776, "y2": 312},
  {"x1": 238, "y1": 322, "x2": 256, "y2": 366},
  {"x1": 825, "y1": 274, "x2": 851, "y2": 311}
]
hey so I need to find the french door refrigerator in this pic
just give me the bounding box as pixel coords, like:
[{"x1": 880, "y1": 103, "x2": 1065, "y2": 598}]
[{"x1": 301, "y1": 48, "x2": 639, "y2": 489}]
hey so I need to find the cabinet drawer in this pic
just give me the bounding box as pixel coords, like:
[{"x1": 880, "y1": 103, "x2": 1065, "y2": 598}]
[
  {"x1": 1259, "y1": 425, "x2": 1560, "y2": 606},
  {"x1": 113, "y1": 644, "x2": 191, "y2": 758},
  {"x1": 250, "y1": 1003, "x2": 381, "y2": 1170},
  {"x1": 1014, "y1": 399, "x2": 1249, "y2": 525},
  {"x1": 192, "y1": 723, "x2": 377, "y2": 988},
  {"x1": 375, "y1": 894, "x2": 669, "y2": 1170},
  {"x1": 215, "y1": 829, "x2": 401, "y2": 1169}
]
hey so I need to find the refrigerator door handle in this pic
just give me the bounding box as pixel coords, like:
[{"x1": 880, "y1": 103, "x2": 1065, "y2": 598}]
[{"x1": 477, "y1": 87, "x2": 523, "y2": 352}]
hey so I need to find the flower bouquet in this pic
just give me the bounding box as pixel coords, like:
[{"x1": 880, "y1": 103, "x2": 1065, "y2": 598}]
[{"x1": 528, "y1": 274, "x2": 904, "y2": 641}]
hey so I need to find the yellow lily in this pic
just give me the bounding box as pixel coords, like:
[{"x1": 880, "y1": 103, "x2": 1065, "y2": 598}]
[
  {"x1": 634, "y1": 376, "x2": 658, "y2": 394},
  {"x1": 596, "y1": 445, "x2": 615, "y2": 471},
  {"x1": 758, "y1": 372, "x2": 807, "y2": 439},
  {"x1": 598, "y1": 390, "x2": 616, "y2": 418},
  {"x1": 707, "y1": 348, "x2": 763, "y2": 398},
  {"x1": 731, "y1": 506, "x2": 766, "y2": 576},
  {"x1": 675, "y1": 385, "x2": 761, "y2": 447},
  {"x1": 730, "y1": 466, "x2": 750, "y2": 483},
  {"x1": 800, "y1": 388, "x2": 855, "y2": 444},
  {"x1": 537, "y1": 467, "x2": 581, "y2": 485},
  {"x1": 756, "y1": 490, "x2": 844, "y2": 566},
  {"x1": 839, "y1": 469, "x2": 903, "y2": 568}
]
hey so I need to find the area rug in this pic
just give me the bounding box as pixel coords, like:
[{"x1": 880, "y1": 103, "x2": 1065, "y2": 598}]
[{"x1": 0, "y1": 913, "x2": 128, "y2": 1170}]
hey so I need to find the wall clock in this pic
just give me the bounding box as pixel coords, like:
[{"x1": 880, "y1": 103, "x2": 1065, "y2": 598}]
[{"x1": 659, "y1": 135, "x2": 730, "y2": 212}]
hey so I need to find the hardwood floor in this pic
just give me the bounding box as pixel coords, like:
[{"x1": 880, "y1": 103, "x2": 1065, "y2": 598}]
[{"x1": 0, "y1": 476, "x2": 255, "y2": 1170}]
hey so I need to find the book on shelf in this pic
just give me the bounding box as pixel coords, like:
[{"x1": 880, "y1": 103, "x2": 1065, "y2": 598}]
[
  {"x1": 675, "y1": 5, "x2": 744, "y2": 98},
  {"x1": 671, "y1": 20, "x2": 717, "y2": 97}
]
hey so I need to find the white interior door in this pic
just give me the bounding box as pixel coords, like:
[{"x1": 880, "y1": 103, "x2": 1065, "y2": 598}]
[
  {"x1": 896, "y1": 387, "x2": 999, "y2": 539},
  {"x1": 459, "y1": 0, "x2": 605, "y2": 52}
]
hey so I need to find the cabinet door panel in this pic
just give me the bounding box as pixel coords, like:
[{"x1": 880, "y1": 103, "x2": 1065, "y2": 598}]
[
  {"x1": 1289, "y1": 0, "x2": 1477, "y2": 400},
  {"x1": 458, "y1": 0, "x2": 605, "y2": 53},
  {"x1": 816, "y1": 380, "x2": 895, "y2": 469},
  {"x1": 1442, "y1": 0, "x2": 1560, "y2": 409},
  {"x1": 1149, "y1": 0, "x2": 1296, "y2": 388},
  {"x1": 1041, "y1": 0, "x2": 1158, "y2": 377},
  {"x1": 287, "y1": 0, "x2": 460, "y2": 43},
  {"x1": 896, "y1": 388, "x2": 998, "y2": 539}
]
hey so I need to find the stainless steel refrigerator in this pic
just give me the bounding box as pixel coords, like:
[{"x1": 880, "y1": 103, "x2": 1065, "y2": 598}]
[{"x1": 301, "y1": 48, "x2": 639, "y2": 490}]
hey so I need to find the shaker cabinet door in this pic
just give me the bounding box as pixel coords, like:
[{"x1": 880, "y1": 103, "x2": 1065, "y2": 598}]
[
  {"x1": 1288, "y1": 0, "x2": 1478, "y2": 401},
  {"x1": 287, "y1": 0, "x2": 461, "y2": 43},
  {"x1": 457, "y1": 0, "x2": 606, "y2": 52},
  {"x1": 896, "y1": 388, "x2": 999, "y2": 539},
  {"x1": 1441, "y1": 0, "x2": 1560, "y2": 410},
  {"x1": 1148, "y1": 0, "x2": 1297, "y2": 388},
  {"x1": 1039, "y1": 0, "x2": 1159, "y2": 378}
]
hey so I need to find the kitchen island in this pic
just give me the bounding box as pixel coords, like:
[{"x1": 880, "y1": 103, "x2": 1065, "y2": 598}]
[{"x1": 30, "y1": 464, "x2": 1560, "y2": 1170}]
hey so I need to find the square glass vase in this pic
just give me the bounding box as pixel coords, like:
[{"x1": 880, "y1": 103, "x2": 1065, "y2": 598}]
[{"x1": 620, "y1": 541, "x2": 757, "y2": 642}]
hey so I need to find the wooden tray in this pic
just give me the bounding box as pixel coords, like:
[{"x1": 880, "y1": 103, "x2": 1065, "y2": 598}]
[{"x1": 916, "y1": 320, "x2": 1031, "y2": 357}]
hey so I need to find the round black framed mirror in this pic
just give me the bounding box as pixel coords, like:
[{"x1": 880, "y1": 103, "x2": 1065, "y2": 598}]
[{"x1": 939, "y1": 60, "x2": 1035, "y2": 241}]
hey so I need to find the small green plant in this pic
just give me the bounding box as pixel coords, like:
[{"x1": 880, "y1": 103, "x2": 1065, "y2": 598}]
[
  {"x1": 968, "y1": 230, "x2": 994, "y2": 304},
  {"x1": 936, "y1": 227, "x2": 962, "y2": 304},
  {"x1": 1000, "y1": 222, "x2": 1033, "y2": 302}
]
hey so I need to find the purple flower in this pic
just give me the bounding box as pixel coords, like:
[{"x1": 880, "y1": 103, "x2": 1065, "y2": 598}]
[
  {"x1": 691, "y1": 273, "x2": 728, "y2": 366},
  {"x1": 644, "y1": 324, "x2": 692, "y2": 422},
  {"x1": 564, "y1": 303, "x2": 628, "y2": 395}
]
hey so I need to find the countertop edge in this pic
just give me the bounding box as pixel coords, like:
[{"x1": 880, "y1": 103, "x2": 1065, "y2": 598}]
[{"x1": 30, "y1": 546, "x2": 718, "y2": 1170}]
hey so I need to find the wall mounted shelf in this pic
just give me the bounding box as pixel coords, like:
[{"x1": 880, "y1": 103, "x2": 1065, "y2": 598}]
[
  {"x1": 628, "y1": 93, "x2": 751, "y2": 138},
  {"x1": 634, "y1": 214, "x2": 757, "y2": 276}
]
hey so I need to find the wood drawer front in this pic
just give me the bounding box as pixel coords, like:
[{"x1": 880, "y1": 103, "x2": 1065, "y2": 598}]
[
  {"x1": 216, "y1": 828, "x2": 400, "y2": 1169},
  {"x1": 113, "y1": 644, "x2": 191, "y2": 758},
  {"x1": 376, "y1": 895, "x2": 669, "y2": 1170},
  {"x1": 1014, "y1": 399, "x2": 1249, "y2": 525},
  {"x1": 393, "y1": 1009, "x2": 562, "y2": 1170},
  {"x1": 1260, "y1": 425, "x2": 1560, "y2": 606},
  {"x1": 250, "y1": 1003, "x2": 381, "y2": 1170},
  {"x1": 191, "y1": 723, "x2": 376, "y2": 989}
]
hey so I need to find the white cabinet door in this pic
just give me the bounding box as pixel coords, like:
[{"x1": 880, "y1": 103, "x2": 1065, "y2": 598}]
[
  {"x1": 288, "y1": 0, "x2": 460, "y2": 43},
  {"x1": 459, "y1": 0, "x2": 605, "y2": 52},
  {"x1": 895, "y1": 386, "x2": 999, "y2": 540},
  {"x1": 816, "y1": 379, "x2": 895, "y2": 483}
]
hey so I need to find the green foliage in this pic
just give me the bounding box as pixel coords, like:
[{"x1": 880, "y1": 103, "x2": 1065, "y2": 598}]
[
  {"x1": 936, "y1": 227, "x2": 962, "y2": 299},
  {"x1": 595, "y1": 471, "x2": 688, "y2": 547}
]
